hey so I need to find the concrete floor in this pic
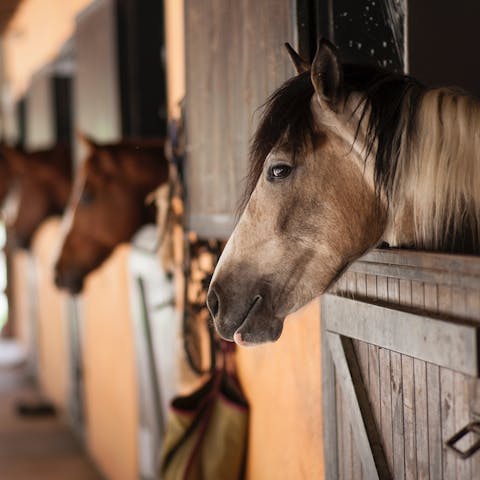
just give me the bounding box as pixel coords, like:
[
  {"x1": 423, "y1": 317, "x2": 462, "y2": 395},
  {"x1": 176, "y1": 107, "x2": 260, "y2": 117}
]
[{"x1": 0, "y1": 361, "x2": 102, "y2": 480}]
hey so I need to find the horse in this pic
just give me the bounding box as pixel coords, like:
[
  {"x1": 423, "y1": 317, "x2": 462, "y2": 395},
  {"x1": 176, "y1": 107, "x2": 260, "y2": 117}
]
[
  {"x1": 0, "y1": 144, "x2": 72, "y2": 249},
  {"x1": 54, "y1": 136, "x2": 169, "y2": 294},
  {"x1": 207, "y1": 39, "x2": 480, "y2": 346}
]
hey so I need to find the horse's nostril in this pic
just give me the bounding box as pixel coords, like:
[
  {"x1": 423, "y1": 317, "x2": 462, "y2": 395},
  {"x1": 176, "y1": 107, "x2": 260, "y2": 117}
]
[{"x1": 207, "y1": 287, "x2": 220, "y2": 319}]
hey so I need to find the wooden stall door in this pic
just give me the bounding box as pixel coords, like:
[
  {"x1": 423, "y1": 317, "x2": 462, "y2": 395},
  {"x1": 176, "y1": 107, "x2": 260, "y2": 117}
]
[
  {"x1": 322, "y1": 250, "x2": 480, "y2": 480},
  {"x1": 185, "y1": 0, "x2": 295, "y2": 238}
]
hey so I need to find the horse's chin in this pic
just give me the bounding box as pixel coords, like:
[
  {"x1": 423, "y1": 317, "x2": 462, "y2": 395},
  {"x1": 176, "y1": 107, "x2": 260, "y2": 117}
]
[{"x1": 232, "y1": 319, "x2": 284, "y2": 345}]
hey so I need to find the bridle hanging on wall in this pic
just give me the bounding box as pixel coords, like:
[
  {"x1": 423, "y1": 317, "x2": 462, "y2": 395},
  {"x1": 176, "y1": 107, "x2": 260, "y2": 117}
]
[{"x1": 165, "y1": 108, "x2": 226, "y2": 376}]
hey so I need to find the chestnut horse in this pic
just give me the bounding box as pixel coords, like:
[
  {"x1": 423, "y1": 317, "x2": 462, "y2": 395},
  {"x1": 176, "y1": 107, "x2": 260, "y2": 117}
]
[
  {"x1": 1, "y1": 144, "x2": 72, "y2": 249},
  {"x1": 54, "y1": 137, "x2": 169, "y2": 294},
  {"x1": 208, "y1": 39, "x2": 480, "y2": 345}
]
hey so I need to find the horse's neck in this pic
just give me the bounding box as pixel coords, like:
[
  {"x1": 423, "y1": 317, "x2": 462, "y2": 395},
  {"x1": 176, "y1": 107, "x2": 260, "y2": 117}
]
[{"x1": 386, "y1": 88, "x2": 480, "y2": 251}]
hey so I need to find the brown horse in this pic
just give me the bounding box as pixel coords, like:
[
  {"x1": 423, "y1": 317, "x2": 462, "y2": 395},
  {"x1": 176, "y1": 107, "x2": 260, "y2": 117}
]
[
  {"x1": 208, "y1": 39, "x2": 480, "y2": 345},
  {"x1": 1, "y1": 144, "x2": 72, "y2": 249},
  {"x1": 54, "y1": 137, "x2": 169, "y2": 294}
]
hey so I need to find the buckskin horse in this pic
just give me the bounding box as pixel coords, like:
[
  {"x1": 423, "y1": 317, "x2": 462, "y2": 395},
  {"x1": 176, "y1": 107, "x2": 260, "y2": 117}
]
[
  {"x1": 207, "y1": 39, "x2": 480, "y2": 345},
  {"x1": 54, "y1": 136, "x2": 169, "y2": 294},
  {"x1": 1, "y1": 144, "x2": 72, "y2": 249}
]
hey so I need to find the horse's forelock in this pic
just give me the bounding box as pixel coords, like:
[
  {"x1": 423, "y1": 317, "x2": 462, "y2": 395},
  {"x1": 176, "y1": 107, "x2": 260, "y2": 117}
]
[
  {"x1": 239, "y1": 63, "x2": 426, "y2": 220},
  {"x1": 238, "y1": 72, "x2": 316, "y2": 217}
]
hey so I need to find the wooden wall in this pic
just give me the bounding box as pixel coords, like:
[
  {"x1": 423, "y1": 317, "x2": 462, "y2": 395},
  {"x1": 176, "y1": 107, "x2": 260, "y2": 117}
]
[
  {"x1": 185, "y1": 0, "x2": 295, "y2": 237},
  {"x1": 323, "y1": 249, "x2": 480, "y2": 480}
]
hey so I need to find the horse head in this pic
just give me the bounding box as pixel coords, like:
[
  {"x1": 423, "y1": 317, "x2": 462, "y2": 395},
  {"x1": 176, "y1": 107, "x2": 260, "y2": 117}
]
[
  {"x1": 1, "y1": 144, "x2": 72, "y2": 249},
  {"x1": 54, "y1": 135, "x2": 169, "y2": 294},
  {"x1": 208, "y1": 39, "x2": 420, "y2": 345}
]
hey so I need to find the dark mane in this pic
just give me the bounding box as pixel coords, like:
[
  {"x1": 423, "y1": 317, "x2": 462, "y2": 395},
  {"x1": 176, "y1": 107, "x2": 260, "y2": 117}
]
[{"x1": 241, "y1": 64, "x2": 425, "y2": 212}]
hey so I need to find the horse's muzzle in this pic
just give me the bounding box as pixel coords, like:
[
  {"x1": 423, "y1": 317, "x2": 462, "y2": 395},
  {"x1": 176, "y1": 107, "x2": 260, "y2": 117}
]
[
  {"x1": 207, "y1": 282, "x2": 283, "y2": 344},
  {"x1": 54, "y1": 267, "x2": 85, "y2": 295}
]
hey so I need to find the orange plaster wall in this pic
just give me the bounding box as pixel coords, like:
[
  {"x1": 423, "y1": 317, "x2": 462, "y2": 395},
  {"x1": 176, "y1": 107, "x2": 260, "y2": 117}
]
[
  {"x1": 31, "y1": 218, "x2": 70, "y2": 412},
  {"x1": 82, "y1": 245, "x2": 138, "y2": 480},
  {"x1": 11, "y1": 249, "x2": 33, "y2": 352},
  {"x1": 236, "y1": 299, "x2": 324, "y2": 480}
]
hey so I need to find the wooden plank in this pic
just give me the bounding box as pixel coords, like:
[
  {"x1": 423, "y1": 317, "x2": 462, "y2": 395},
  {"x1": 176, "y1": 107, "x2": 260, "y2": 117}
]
[
  {"x1": 414, "y1": 359, "x2": 429, "y2": 480},
  {"x1": 399, "y1": 279, "x2": 416, "y2": 480},
  {"x1": 402, "y1": 355, "x2": 417, "y2": 480},
  {"x1": 355, "y1": 274, "x2": 369, "y2": 394},
  {"x1": 188, "y1": 214, "x2": 235, "y2": 239},
  {"x1": 360, "y1": 249, "x2": 480, "y2": 276},
  {"x1": 391, "y1": 352, "x2": 405, "y2": 480},
  {"x1": 379, "y1": 347, "x2": 393, "y2": 473},
  {"x1": 440, "y1": 367, "x2": 456, "y2": 480},
  {"x1": 454, "y1": 371, "x2": 471, "y2": 479},
  {"x1": 321, "y1": 301, "x2": 338, "y2": 480},
  {"x1": 389, "y1": 273, "x2": 404, "y2": 479},
  {"x1": 451, "y1": 287, "x2": 472, "y2": 479},
  {"x1": 424, "y1": 283, "x2": 443, "y2": 480},
  {"x1": 365, "y1": 273, "x2": 382, "y2": 472},
  {"x1": 336, "y1": 375, "x2": 345, "y2": 480},
  {"x1": 323, "y1": 295, "x2": 480, "y2": 376},
  {"x1": 349, "y1": 260, "x2": 480, "y2": 290},
  {"x1": 348, "y1": 274, "x2": 363, "y2": 479},
  {"x1": 327, "y1": 333, "x2": 391, "y2": 480},
  {"x1": 466, "y1": 289, "x2": 480, "y2": 477},
  {"x1": 426, "y1": 363, "x2": 442, "y2": 480}
]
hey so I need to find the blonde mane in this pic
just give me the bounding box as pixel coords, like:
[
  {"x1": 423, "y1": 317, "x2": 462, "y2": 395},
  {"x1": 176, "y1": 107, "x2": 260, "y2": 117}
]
[{"x1": 391, "y1": 88, "x2": 480, "y2": 250}]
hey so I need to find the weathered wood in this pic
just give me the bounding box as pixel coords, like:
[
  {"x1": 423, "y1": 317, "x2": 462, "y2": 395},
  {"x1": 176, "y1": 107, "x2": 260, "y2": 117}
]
[
  {"x1": 326, "y1": 332, "x2": 391, "y2": 480},
  {"x1": 388, "y1": 276, "x2": 405, "y2": 479},
  {"x1": 185, "y1": 0, "x2": 293, "y2": 238},
  {"x1": 326, "y1": 249, "x2": 480, "y2": 480},
  {"x1": 321, "y1": 302, "x2": 338, "y2": 480},
  {"x1": 414, "y1": 359, "x2": 429, "y2": 480},
  {"x1": 361, "y1": 249, "x2": 480, "y2": 276},
  {"x1": 440, "y1": 363, "x2": 456, "y2": 478},
  {"x1": 379, "y1": 347, "x2": 393, "y2": 473},
  {"x1": 402, "y1": 355, "x2": 417, "y2": 480},
  {"x1": 323, "y1": 295, "x2": 480, "y2": 376},
  {"x1": 424, "y1": 283, "x2": 443, "y2": 480},
  {"x1": 399, "y1": 278, "x2": 417, "y2": 480}
]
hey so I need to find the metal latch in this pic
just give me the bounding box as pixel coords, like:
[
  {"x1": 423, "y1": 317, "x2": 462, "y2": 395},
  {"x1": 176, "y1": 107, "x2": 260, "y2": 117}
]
[{"x1": 446, "y1": 422, "x2": 480, "y2": 459}]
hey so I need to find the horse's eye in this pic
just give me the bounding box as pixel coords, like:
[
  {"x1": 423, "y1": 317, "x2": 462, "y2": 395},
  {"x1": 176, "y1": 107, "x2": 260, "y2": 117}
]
[
  {"x1": 79, "y1": 189, "x2": 95, "y2": 206},
  {"x1": 267, "y1": 164, "x2": 293, "y2": 181}
]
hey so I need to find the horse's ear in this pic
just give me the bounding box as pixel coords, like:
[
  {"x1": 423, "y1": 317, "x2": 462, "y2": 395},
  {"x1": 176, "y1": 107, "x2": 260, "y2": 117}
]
[
  {"x1": 311, "y1": 38, "x2": 343, "y2": 111},
  {"x1": 284, "y1": 43, "x2": 310, "y2": 74},
  {"x1": 77, "y1": 131, "x2": 97, "y2": 151}
]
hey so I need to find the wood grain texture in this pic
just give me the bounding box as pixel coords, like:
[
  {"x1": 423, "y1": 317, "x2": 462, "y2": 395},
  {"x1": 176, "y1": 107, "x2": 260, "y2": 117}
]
[
  {"x1": 184, "y1": 0, "x2": 294, "y2": 238},
  {"x1": 325, "y1": 249, "x2": 480, "y2": 480}
]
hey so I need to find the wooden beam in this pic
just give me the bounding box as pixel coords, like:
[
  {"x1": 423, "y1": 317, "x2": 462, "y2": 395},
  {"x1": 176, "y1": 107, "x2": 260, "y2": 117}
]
[
  {"x1": 321, "y1": 312, "x2": 338, "y2": 480},
  {"x1": 327, "y1": 332, "x2": 392, "y2": 480},
  {"x1": 322, "y1": 295, "x2": 480, "y2": 377},
  {"x1": 188, "y1": 214, "x2": 235, "y2": 240}
]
